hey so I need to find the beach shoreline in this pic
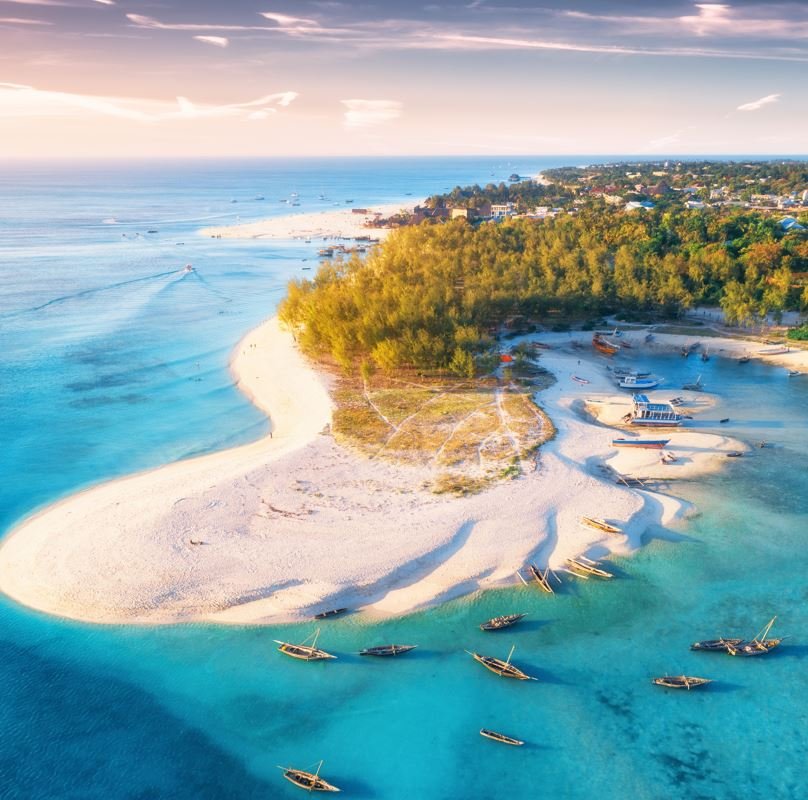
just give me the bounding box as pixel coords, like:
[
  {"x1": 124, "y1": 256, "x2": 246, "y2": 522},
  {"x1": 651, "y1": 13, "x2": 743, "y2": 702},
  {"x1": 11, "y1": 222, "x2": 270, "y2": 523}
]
[
  {"x1": 1, "y1": 322, "x2": 803, "y2": 627},
  {"x1": 199, "y1": 202, "x2": 412, "y2": 242}
]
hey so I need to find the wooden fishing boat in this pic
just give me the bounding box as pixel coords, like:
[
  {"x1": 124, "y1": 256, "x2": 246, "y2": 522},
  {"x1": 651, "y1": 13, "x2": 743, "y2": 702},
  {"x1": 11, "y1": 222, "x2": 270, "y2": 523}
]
[
  {"x1": 480, "y1": 728, "x2": 524, "y2": 746},
  {"x1": 571, "y1": 375, "x2": 590, "y2": 384},
  {"x1": 726, "y1": 617, "x2": 783, "y2": 657},
  {"x1": 565, "y1": 557, "x2": 613, "y2": 579},
  {"x1": 527, "y1": 563, "x2": 554, "y2": 593},
  {"x1": 480, "y1": 613, "x2": 527, "y2": 631},
  {"x1": 580, "y1": 517, "x2": 623, "y2": 535},
  {"x1": 467, "y1": 645, "x2": 536, "y2": 680},
  {"x1": 726, "y1": 451, "x2": 744, "y2": 458},
  {"x1": 280, "y1": 762, "x2": 341, "y2": 792},
  {"x1": 652, "y1": 675, "x2": 712, "y2": 690},
  {"x1": 275, "y1": 629, "x2": 337, "y2": 661},
  {"x1": 738, "y1": 355, "x2": 751, "y2": 364},
  {"x1": 691, "y1": 638, "x2": 742, "y2": 652},
  {"x1": 592, "y1": 334, "x2": 619, "y2": 356},
  {"x1": 613, "y1": 437, "x2": 670, "y2": 449},
  {"x1": 719, "y1": 418, "x2": 730, "y2": 424},
  {"x1": 358, "y1": 644, "x2": 417, "y2": 657},
  {"x1": 682, "y1": 375, "x2": 705, "y2": 392},
  {"x1": 314, "y1": 608, "x2": 348, "y2": 620}
]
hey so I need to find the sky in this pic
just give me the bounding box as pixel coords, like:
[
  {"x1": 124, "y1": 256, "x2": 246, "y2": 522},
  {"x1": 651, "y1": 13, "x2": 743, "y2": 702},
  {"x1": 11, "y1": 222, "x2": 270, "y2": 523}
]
[{"x1": 0, "y1": 0, "x2": 806, "y2": 158}]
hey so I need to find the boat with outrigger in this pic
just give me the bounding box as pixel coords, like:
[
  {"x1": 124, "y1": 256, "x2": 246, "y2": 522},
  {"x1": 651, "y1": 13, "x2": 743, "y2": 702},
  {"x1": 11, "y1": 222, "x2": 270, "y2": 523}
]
[
  {"x1": 480, "y1": 613, "x2": 527, "y2": 631},
  {"x1": 279, "y1": 761, "x2": 341, "y2": 792},
  {"x1": 479, "y1": 728, "x2": 524, "y2": 746},
  {"x1": 652, "y1": 675, "x2": 712, "y2": 690},
  {"x1": 275, "y1": 629, "x2": 337, "y2": 661},
  {"x1": 565, "y1": 557, "x2": 613, "y2": 579},
  {"x1": 580, "y1": 516, "x2": 623, "y2": 535},
  {"x1": 467, "y1": 645, "x2": 537, "y2": 680},
  {"x1": 527, "y1": 563, "x2": 555, "y2": 593}
]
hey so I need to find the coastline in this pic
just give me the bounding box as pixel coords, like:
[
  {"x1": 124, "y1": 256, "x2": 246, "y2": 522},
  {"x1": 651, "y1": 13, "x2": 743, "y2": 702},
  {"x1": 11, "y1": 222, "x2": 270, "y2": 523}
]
[
  {"x1": 0, "y1": 319, "x2": 788, "y2": 626},
  {"x1": 199, "y1": 202, "x2": 412, "y2": 242}
]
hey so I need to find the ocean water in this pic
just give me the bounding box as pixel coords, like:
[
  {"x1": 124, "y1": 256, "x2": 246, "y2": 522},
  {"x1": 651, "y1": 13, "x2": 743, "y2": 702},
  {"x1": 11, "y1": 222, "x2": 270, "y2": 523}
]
[{"x1": 0, "y1": 159, "x2": 806, "y2": 800}]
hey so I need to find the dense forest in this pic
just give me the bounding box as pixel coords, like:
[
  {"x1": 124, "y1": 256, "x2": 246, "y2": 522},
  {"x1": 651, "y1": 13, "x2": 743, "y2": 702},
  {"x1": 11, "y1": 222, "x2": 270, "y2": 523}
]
[{"x1": 280, "y1": 199, "x2": 808, "y2": 374}]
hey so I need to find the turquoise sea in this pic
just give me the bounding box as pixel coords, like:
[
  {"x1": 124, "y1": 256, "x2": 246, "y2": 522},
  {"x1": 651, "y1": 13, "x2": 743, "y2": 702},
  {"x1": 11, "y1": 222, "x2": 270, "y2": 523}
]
[{"x1": 0, "y1": 157, "x2": 806, "y2": 799}]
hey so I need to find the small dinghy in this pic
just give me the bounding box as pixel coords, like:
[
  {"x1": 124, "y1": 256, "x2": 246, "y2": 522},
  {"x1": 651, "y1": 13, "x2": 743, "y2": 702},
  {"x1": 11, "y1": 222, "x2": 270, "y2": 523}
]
[
  {"x1": 726, "y1": 451, "x2": 744, "y2": 458},
  {"x1": 480, "y1": 728, "x2": 524, "y2": 746},
  {"x1": 480, "y1": 613, "x2": 527, "y2": 632},
  {"x1": 280, "y1": 762, "x2": 341, "y2": 792},
  {"x1": 358, "y1": 644, "x2": 417, "y2": 657},
  {"x1": 467, "y1": 645, "x2": 536, "y2": 680},
  {"x1": 652, "y1": 675, "x2": 712, "y2": 690}
]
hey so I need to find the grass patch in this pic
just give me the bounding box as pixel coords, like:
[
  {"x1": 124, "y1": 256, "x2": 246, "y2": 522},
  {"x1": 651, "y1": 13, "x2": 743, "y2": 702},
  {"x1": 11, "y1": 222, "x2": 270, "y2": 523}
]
[{"x1": 328, "y1": 368, "x2": 553, "y2": 493}]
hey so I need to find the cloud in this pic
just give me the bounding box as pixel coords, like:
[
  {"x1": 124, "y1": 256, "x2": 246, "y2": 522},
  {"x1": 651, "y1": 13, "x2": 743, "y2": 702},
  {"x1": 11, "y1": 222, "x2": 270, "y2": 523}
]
[
  {"x1": 342, "y1": 99, "x2": 402, "y2": 129},
  {"x1": 0, "y1": 82, "x2": 298, "y2": 122},
  {"x1": 194, "y1": 35, "x2": 229, "y2": 48},
  {"x1": 0, "y1": 16, "x2": 52, "y2": 24},
  {"x1": 737, "y1": 93, "x2": 781, "y2": 111}
]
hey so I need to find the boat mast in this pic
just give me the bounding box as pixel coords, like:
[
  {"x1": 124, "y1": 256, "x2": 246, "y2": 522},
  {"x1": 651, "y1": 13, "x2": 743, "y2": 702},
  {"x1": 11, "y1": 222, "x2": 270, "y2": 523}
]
[
  {"x1": 756, "y1": 616, "x2": 776, "y2": 643},
  {"x1": 506, "y1": 644, "x2": 515, "y2": 666}
]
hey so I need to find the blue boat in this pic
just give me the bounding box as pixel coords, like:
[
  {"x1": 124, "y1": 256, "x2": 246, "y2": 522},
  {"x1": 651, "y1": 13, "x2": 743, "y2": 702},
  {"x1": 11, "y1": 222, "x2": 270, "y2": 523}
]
[{"x1": 613, "y1": 438, "x2": 670, "y2": 449}]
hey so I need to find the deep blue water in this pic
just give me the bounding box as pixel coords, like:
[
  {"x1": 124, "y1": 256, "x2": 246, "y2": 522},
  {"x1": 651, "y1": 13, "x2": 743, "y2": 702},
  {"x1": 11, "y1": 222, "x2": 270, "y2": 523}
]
[{"x1": 0, "y1": 158, "x2": 806, "y2": 799}]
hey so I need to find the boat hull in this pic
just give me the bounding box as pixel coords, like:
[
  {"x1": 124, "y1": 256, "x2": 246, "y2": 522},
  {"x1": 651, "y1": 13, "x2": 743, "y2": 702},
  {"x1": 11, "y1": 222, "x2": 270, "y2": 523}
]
[{"x1": 612, "y1": 438, "x2": 670, "y2": 449}]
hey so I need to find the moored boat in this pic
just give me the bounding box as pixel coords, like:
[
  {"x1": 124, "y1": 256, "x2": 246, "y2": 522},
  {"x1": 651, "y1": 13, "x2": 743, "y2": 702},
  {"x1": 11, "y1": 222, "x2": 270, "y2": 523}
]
[
  {"x1": 480, "y1": 613, "x2": 527, "y2": 631},
  {"x1": 726, "y1": 617, "x2": 783, "y2": 657},
  {"x1": 652, "y1": 675, "x2": 712, "y2": 690},
  {"x1": 691, "y1": 638, "x2": 743, "y2": 652},
  {"x1": 467, "y1": 645, "x2": 536, "y2": 680},
  {"x1": 275, "y1": 629, "x2": 337, "y2": 661},
  {"x1": 480, "y1": 728, "x2": 524, "y2": 746},
  {"x1": 618, "y1": 374, "x2": 661, "y2": 390},
  {"x1": 682, "y1": 375, "x2": 705, "y2": 392},
  {"x1": 571, "y1": 375, "x2": 589, "y2": 384},
  {"x1": 280, "y1": 762, "x2": 341, "y2": 793},
  {"x1": 612, "y1": 437, "x2": 670, "y2": 449},
  {"x1": 580, "y1": 517, "x2": 622, "y2": 535},
  {"x1": 358, "y1": 644, "x2": 417, "y2": 657}
]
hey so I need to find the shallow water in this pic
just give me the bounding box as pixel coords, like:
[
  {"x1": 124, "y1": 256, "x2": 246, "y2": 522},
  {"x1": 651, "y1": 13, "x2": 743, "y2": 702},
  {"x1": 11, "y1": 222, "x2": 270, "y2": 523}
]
[{"x1": 1, "y1": 160, "x2": 806, "y2": 799}]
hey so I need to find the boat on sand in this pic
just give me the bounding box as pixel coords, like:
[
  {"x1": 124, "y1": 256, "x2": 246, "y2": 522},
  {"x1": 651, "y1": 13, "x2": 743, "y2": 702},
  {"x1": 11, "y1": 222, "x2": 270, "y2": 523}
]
[{"x1": 580, "y1": 517, "x2": 622, "y2": 535}]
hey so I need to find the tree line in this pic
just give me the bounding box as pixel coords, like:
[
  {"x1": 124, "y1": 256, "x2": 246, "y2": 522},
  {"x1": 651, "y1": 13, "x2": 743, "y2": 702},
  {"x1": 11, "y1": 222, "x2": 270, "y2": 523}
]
[{"x1": 279, "y1": 205, "x2": 808, "y2": 375}]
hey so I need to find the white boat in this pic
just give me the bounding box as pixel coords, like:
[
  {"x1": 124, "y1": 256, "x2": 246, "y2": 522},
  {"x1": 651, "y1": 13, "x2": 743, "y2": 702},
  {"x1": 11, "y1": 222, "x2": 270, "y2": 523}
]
[{"x1": 618, "y1": 375, "x2": 661, "y2": 390}]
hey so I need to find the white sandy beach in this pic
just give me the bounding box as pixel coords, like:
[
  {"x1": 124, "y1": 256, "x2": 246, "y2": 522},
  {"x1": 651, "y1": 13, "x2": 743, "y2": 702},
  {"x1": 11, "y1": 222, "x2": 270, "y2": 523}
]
[
  {"x1": 3, "y1": 318, "x2": 798, "y2": 626},
  {"x1": 199, "y1": 202, "x2": 411, "y2": 242}
]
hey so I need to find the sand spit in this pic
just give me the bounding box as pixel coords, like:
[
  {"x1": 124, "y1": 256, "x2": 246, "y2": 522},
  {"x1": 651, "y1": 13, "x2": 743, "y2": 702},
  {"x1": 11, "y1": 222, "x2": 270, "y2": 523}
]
[
  {"x1": 199, "y1": 203, "x2": 411, "y2": 242},
  {"x1": 0, "y1": 324, "x2": 775, "y2": 626}
]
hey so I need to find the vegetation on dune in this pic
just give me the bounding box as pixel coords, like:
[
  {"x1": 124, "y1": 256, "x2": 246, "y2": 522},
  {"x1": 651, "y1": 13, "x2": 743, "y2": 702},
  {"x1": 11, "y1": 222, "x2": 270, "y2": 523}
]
[{"x1": 327, "y1": 371, "x2": 553, "y2": 493}]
